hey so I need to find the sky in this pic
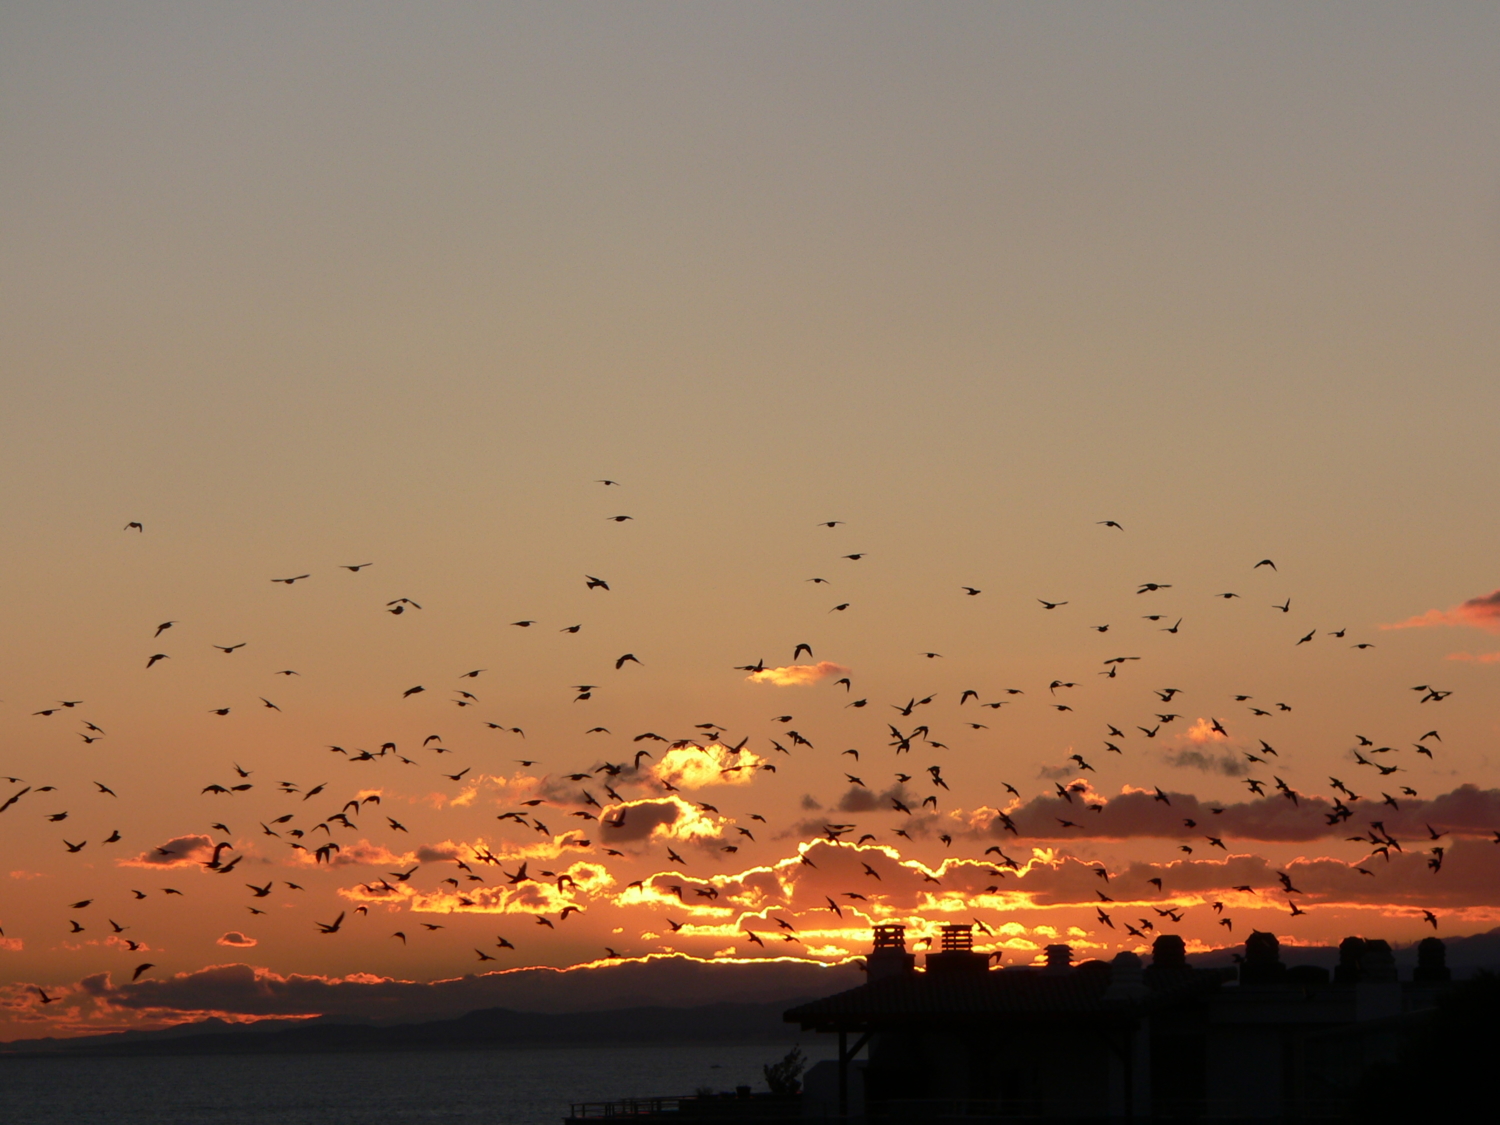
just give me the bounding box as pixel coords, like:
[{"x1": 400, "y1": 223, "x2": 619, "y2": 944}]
[{"x1": 1, "y1": 1, "x2": 1498, "y2": 1041}]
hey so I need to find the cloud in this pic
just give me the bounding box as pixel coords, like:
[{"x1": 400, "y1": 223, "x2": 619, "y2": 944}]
[
  {"x1": 746, "y1": 662, "x2": 849, "y2": 686},
  {"x1": 296, "y1": 834, "x2": 593, "y2": 872},
  {"x1": 480, "y1": 832, "x2": 597, "y2": 862},
  {"x1": 293, "y1": 840, "x2": 416, "y2": 869},
  {"x1": 117, "y1": 835, "x2": 216, "y2": 869},
  {"x1": 1446, "y1": 651, "x2": 1500, "y2": 663},
  {"x1": 0, "y1": 937, "x2": 22, "y2": 952},
  {"x1": 650, "y1": 744, "x2": 765, "y2": 789},
  {"x1": 216, "y1": 932, "x2": 257, "y2": 947},
  {"x1": 1161, "y1": 749, "x2": 1250, "y2": 777},
  {"x1": 837, "y1": 784, "x2": 914, "y2": 814},
  {"x1": 1383, "y1": 589, "x2": 1500, "y2": 634},
  {"x1": 1181, "y1": 717, "x2": 1230, "y2": 744},
  {"x1": 441, "y1": 772, "x2": 547, "y2": 809},
  {"x1": 18, "y1": 831, "x2": 1500, "y2": 1039},
  {"x1": 632, "y1": 836, "x2": 1500, "y2": 924},
  {"x1": 967, "y1": 783, "x2": 1500, "y2": 842},
  {"x1": 398, "y1": 861, "x2": 615, "y2": 917},
  {"x1": 599, "y1": 797, "x2": 725, "y2": 845}
]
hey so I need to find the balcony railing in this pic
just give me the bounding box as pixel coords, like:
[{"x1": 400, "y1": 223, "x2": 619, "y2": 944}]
[{"x1": 567, "y1": 1094, "x2": 802, "y2": 1119}]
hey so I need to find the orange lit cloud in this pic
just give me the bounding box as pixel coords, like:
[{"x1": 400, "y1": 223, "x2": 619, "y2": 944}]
[
  {"x1": 409, "y1": 884, "x2": 564, "y2": 916},
  {"x1": 434, "y1": 772, "x2": 545, "y2": 809},
  {"x1": 216, "y1": 932, "x2": 257, "y2": 947},
  {"x1": 316, "y1": 834, "x2": 593, "y2": 876},
  {"x1": 1156, "y1": 718, "x2": 1247, "y2": 775},
  {"x1": 650, "y1": 744, "x2": 765, "y2": 789},
  {"x1": 746, "y1": 661, "x2": 849, "y2": 686},
  {"x1": 481, "y1": 832, "x2": 597, "y2": 862},
  {"x1": 599, "y1": 796, "x2": 726, "y2": 845},
  {"x1": 351, "y1": 859, "x2": 617, "y2": 919},
  {"x1": 1182, "y1": 717, "x2": 1229, "y2": 743},
  {"x1": 118, "y1": 835, "x2": 216, "y2": 869},
  {"x1": 293, "y1": 840, "x2": 417, "y2": 869},
  {"x1": 622, "y1": 837, "x2": 1500, "y2": 937},
  {"x1": 1383, "y1": 589, "x2": 1500, "y2": 634},
  {"x1": 1446, "y1": 651, "x2": 1500, "y2": 663}
]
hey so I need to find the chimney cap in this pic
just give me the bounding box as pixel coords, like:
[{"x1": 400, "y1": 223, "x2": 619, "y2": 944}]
[
  {"x1": 872, "y1": 924, "x2": 907, "y2": 951},
  {"x1": 939, "y1": 923, "x2": 974, "y2": 952}
]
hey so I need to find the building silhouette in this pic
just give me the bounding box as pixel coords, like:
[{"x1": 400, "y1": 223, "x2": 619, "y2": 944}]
[
  {"x1": 783, "y1": 923, "x2": 1457, "y2": 1121},
  {"x1": 567, "y1": 923, "x2": 1469, "y2": 1122}
]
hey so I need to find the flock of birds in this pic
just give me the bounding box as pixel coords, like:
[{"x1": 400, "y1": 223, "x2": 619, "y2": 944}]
[{"x1": 3, "y1": 490, "x2": 1488, "y2": 1008}]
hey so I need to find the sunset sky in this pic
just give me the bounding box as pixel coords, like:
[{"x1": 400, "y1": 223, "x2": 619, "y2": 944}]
[{"x1": 2, "y1": 2, "x2": 1499, "y2": 1041}]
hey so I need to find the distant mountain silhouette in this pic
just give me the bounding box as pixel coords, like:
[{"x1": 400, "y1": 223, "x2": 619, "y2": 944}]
[
  {"x1": 3, "y1": 953, "x2": 866, "y2": 1039},
  {"x1": 0, "y1": 1013, "x2": 375, "y2": 1054},
  {"x1": 0, "y1": 1000, "x2": 809, "y2": 1057},
  {"x1": 7, "y1": 932, "x2": 1494, "y2": 1057}
]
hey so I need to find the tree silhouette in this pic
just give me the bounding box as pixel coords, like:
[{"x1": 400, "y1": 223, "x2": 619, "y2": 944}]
[{"x1": 763, "y1": 1045, "x2": 806, "y2": 1095}]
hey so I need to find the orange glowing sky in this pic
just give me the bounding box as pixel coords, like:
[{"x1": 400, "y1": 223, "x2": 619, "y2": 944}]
[{"x1": 2, "y1": 2, "x2": 1499, "y2": 1040}]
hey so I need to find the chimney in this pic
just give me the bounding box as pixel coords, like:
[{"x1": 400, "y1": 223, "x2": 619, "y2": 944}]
[
  {"x1": 1239, "y1": 931, "x2": 1288, "y2": 986},
  {"x1": 1355, "y1": 939, "x2": 1401, "y2": 1020},
  {"x1": 925, "y1": 923, "x2": 989, "y2": 977},
  {"x1": 1334, "y1": 936, "x2": 1367, "y2": 984},
  {"x1": 866, "y1": 924, "x2": 915, "y2": 980},
  {"x1": 1104, "y1": 950, "x2": 1149, "y2": 1001},
  {"x1": 1413, "y1": 937, "x2": 1451, "y2": 984},
  {"x1": 1044, "y1": 944, "x2": 1073, "y2": 974},
  {"x1": 1357, "y1": 939, "x2": 1397, "y2": 982},
  {"x1": 1143, "y1": 932, "x2": 1190, "y2": 990}
]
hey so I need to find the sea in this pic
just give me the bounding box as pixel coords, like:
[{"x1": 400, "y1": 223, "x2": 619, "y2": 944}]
[{"x1": 0, "y1": 1043, "x2": 836, "y2": 1125}]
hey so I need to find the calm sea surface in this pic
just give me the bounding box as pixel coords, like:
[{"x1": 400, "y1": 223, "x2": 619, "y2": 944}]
[{"x1": 0, "y1": 1043, "x2": 836, "y2": 1125}]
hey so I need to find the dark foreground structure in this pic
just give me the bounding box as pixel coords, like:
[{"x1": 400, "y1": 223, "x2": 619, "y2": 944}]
[{"x1": 566, "y1": 924, "x2": 1470, "y2": 1123}]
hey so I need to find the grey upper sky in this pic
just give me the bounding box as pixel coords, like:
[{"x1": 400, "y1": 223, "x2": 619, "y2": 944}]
[
  {"x1": 1, "y1": 3, "x2": 1498, "y2": 1034},
  {"x1": 4, "y1": 0, "x2": 1498, "y2": 739}
]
